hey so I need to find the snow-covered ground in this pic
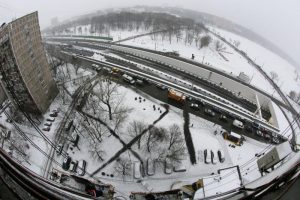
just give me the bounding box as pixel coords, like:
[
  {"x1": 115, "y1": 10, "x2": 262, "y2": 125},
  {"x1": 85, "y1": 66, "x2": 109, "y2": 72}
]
[
  {"x1": 119, "y1": 29, "x2": 278, "y2": 99},
  {"x1": 44, "y1": 72, "x2": 273, "y2": 196},
  {"x1": 209, "y1": 26, "x2": 300, "y2": 98}
]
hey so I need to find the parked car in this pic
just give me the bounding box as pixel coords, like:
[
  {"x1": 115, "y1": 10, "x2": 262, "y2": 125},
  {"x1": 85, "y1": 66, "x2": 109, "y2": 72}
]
[
  {"x1": 77, "y1": 160, "x2": 87, "y2": 176},
  {"x1": 232, "y1": 119, "x2": 244, "y2": 129},
  {"x1": 62, "y1": 156, "x2": 71, "y2": 170},
  {"x1": 272, "y1": 137, "x2": 280, "y2": 144},
  {"x1": 147, "y1": 159, "x2": 155, "y2": 176},
  {"x1": 190, "y1": 103, "x2": 200, "y2": 110},
  {"x1": 56, "y1": 144, "x2": 63, "y2": 155},
  {"x1": 204, "y1": 149, "x2": 211, "y2": 164},
  {"x1": 165, "y1": 158, "x2": 172, "y2": 174},
  {"x1": 211, "y1": 151, "x2": 217, "y2": 164},
  {"x1": 49, "y1": 112, "x2": 58, "y2": 117},
  {"x1": 245, "y1": 125, "x2": 253, "y2": 133},
  {"x1": 196, "y1": 99, "x2": 206, "y2": 107},
  {"x1": 44, "y1": 122, "x2": 52, "y2": 127},
  {"x1": 217, "y1": 150, "x2": 225, "y2": 163},
  {"x1": 42, "y1": 126, "x2": 50, "y2": 131},
  {"x1": 69, "y1": 161, "x2": 78, "y2": 172},
  {"x1": 156, "y1": 83, "x2": 167, "y2": 90},
  {"x1": 256, "y1": 130, "x2": 264, "y2": 137},
  {"x1": 211, "y1": 106, "x2": 222, "y2": 114},
  {"x1": 219, "y1": 114, "x2": 228, "y2": 122},
  {"x1": 173, "y1": 165, "x2": 187, "y2": 172},
  {"x1": 46, "y1": 117, "x2": 55, "y2": 122},
  {"x1": 133, "y1": 162, "x2": 141, "y2": 179},
  {"x1": 252, "y1": 122, "x2": 260, "y2": 129},
  {"x1": 204, "y1": 109, "x2": 215, "y2": 117}
]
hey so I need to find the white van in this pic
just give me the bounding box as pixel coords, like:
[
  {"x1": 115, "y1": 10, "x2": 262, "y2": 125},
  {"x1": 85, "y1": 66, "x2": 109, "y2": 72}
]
[
  {"x1": 122, "y1": 74, "x2": 135, "y2": 84},
  {"x1": 233, "y1": 119, "x2": 244, "y2": 129}
]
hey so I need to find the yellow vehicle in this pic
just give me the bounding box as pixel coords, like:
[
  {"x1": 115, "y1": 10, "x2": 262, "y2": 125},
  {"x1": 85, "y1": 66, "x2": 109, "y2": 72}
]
[{"x1": 168, "y1": 89, "x2": 186, "y2": 103}]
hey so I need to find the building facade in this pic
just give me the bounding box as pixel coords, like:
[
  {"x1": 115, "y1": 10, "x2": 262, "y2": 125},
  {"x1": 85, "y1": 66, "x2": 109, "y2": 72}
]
[{"x1": 0, "y1": 12, "x2": 58, "y2": 114}]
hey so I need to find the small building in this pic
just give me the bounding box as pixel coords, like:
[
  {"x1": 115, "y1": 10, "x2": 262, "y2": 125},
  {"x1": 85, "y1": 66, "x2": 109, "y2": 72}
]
[
  {"x1": 237, "y1": 72, "x2": 251, "y2": 84},
  {"x1": 257, "y1": 141, "x2": 292, "y2": 174}
]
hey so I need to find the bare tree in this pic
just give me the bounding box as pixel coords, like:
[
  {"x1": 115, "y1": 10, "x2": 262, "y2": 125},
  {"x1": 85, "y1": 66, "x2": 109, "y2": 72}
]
[
  {"x1": 95, "y1": 79, "x2": 121, "y2": 120},
  {"x1": 200, "y1": 35, "x2": 212, "y2": 48},
  {"x1": 114, "y1": 157, "x2": 132, "y2": 177},
  {"x1": 145, "y1": 126, "x2": 168, "y2": 153},
  {"x1": 289, "y1": 91, "x2": 296, "y2": 101},
  {"x1": 168, "y1": 124, "x2": 184, "y2": 150},
  {"x1": 127, "y1": 121, "x2": 147, "y2": 149},
  {"x1": 88, "y1": 139, "x2": 105, "y2": 161}
]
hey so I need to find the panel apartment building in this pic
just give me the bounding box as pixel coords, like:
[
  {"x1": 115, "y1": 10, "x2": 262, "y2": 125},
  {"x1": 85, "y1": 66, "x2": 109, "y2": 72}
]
[{"x1": 0, "y1": 12, "x2": 58, "y2": 114}]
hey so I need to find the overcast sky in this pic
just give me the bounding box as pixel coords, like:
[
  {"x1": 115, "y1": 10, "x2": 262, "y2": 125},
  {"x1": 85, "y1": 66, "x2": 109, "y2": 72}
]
[{"x1": 1, "y1": 0, "x2": 299, "y2": 66}]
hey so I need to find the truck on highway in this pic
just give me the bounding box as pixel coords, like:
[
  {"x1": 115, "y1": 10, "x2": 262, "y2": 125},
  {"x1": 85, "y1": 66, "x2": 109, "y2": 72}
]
[{"x1": 168, "y1": 89, "x2": 186, "y2": 103}]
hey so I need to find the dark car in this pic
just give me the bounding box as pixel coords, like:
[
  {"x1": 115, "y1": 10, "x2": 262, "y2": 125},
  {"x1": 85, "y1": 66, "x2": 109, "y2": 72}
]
[
  {"x1": 219, "y1": 114, "x2": 228, "y2": 122},
  {"x1": 77, "y1": 160, "x2": 87, "y2": 176},
  {"x1": 252, "y1": 122, "x2": 260, "y2": 129},
  {"x1": 69, "y1": 161, "x2": 78, "y2": 172},
  {"x1": 204, "y1": 109, "x2": 215, "y2": 117},
  {"x1": 212, "y1": 106, "x2": 222, "y2": 114},
  {"x1": 62, "y1": 156, "x2": 71, "y2": 170},
  {"x1": 190, "y1": 103, "x2": 200, "y2": 110},
  {"x1": 56, "y1": 144, "x2": 63, "y2": 155},
  {"x1": 196, "y1": 99, "x2": 206, "y2": 107},
  {"x1": 245, "y1": 125, "x2": 253, "y2": 133},
  {"x1": 217, "y1": 150, "x2": 225, "y2": 163}
]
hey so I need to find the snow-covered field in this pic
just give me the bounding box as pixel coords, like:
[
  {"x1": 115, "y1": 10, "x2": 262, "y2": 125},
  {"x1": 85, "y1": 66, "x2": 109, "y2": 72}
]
[
  {"x1": 209, "y1": 26, "x2": 300, "y2": 97},
  {"x1": 44, "y1": 73, "x2": 271, "y2": 196}
]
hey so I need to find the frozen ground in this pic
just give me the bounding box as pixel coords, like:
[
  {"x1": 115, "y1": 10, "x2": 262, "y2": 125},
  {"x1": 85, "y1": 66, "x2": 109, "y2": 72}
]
[
  {"x1": 119, "y1": 30, "x2": 278, "y2": 99},
  {"x1": 208, "y1": 26, "x2": 300, "y2": 98},
  {"x1": 48, "y1": 75, "x2": 271, "y2": 196}
]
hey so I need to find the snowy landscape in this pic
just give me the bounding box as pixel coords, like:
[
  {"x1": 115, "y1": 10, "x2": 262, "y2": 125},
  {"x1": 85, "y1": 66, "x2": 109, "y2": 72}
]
[{"x1": 1, "y1": 7, "x2": 299, "y2": 200}]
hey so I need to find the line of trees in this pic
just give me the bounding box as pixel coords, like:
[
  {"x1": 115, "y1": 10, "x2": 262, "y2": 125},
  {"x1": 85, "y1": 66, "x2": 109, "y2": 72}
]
[{"x1": 46, "y1": 11, "x2": 213, "y2": 49}]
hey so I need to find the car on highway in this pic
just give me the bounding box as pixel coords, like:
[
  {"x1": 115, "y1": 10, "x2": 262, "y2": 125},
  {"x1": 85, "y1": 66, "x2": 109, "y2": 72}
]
[
  {"x1": 256, "y1": 130, "x2": 264, "y2": 137},
  {"x1": 196, "y1": 99, "x2": 206, "y2": 107},
  {"x1": 204, "y1": 109, "x2": 215, "y2": 117},
  {"x1": 156, "y1": 83, "x2": 167, "y2": 90},
  {"x1": 77, "y1": 160, "x2": 87, "y2": 176},
  {"x1": 272, "y1": 137, "x2": 280, "y2": 144},
  {"x1": 190, "y1": 103, "x2": 200, "y2": 110},
  {"x1": 252, "y1": 121, "x2": 260, "y2": 129},
  {"x1": 219, "y1": 114, "x2": 228, "y2": 122},
  {"x1": 62, "y1": 156, "x2": 72, "y2": 170},
  {"x1": 232, "y1": 119, "x2": 244, "y2": 129},
  {"x1": 245, "y1": 125, "x2": 253, "y2": 133},
  {"x1": 211, "y1": 106, "x2": 222, "y2": 114}
]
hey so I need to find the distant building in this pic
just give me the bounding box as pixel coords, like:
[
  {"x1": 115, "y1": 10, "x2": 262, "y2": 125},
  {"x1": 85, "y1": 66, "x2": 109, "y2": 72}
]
[
  {"x1": 0, "y1": 12, "x2": 58, "y2": 114},
  {"x1": 51, "y1": 17, "x2": 59, "y2": 27}
]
